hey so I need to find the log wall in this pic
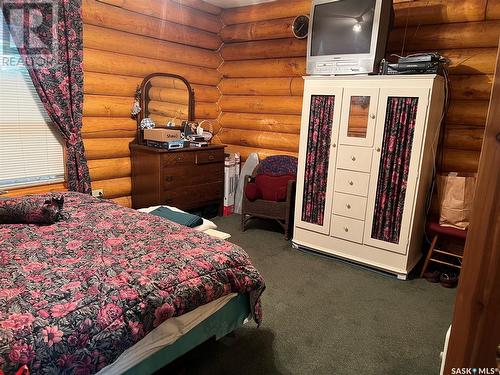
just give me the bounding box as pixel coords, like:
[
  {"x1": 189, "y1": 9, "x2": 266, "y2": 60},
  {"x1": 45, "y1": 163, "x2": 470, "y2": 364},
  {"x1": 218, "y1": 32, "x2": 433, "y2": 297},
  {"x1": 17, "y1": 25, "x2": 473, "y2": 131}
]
[
  {"x1": 81, "y1": 0, "x2": 222, "y2": 206},
  {"x1": 217, "y1": 0, "x2": 500, "y2": 172}
]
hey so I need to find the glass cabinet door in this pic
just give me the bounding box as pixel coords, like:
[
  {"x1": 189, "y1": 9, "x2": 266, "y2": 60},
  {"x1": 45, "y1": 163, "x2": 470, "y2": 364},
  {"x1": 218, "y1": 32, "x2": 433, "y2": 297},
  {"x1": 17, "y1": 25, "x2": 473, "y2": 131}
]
[
  {"x1": 295, "y1": 87, "x2": 343, "y2": 235},
  {"x1": 363, "y1": 88, "x2": 430, "y2": 254},
  {"x1": 339, "y1": 88, "x2": 379, "y2": 147}
]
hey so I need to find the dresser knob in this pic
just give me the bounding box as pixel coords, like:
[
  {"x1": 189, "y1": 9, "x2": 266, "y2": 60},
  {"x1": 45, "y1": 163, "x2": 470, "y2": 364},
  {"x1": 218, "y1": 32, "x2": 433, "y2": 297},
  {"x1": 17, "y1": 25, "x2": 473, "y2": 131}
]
[
  {"x1": 370, "y1": 114, "x2": 376, "y2": 119},
  {"x1": 346, "y1": 203, "x2": 351, "y2": 209},
  {"x1": 351, "y1": 156, "x2": 356, "y2": 161},
  {"x1": 344, "y1": 227, "x2": 349, "y2": 232},
  {"x1": 349, "y1": 180, "x2": 354, "y2": 186},
  {"x1": 332, "y1": 143, "x2": 337, "y2": 148},
  {"x1": 376, "y1": 147, "x2": 381, "y2": 152},
  {"x1": 165, "y1": 176, "x2": 173, "y2": 182}
]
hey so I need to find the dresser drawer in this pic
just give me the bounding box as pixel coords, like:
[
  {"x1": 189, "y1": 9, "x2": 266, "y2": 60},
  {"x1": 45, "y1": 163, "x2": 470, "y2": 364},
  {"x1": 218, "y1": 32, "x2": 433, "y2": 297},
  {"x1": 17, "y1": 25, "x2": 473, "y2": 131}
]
[
  {"x1": 331, "y1": 215, "x2": 365, "y2": 244},
  {"x1": 334, "y1": 169, "x2": 370, "y2": 197},
  {"x1": 195, "y1": 149, "x2": 224, "y2": 165},
  {"x1": 336, "y1": 145, "x2": 373, "y2": 173},
  {"x1": 162, "y1": 181, "x2": 223, "y2": 207},
  {"x1": 163, "y1": 163, "x2": 223, "y2": 190},
  {"x1": 162, "y1": 152, "x2": 195, "y2": 167},
  {"x1": 332, "y1": 192, "x2": 367, "y2": 220}
]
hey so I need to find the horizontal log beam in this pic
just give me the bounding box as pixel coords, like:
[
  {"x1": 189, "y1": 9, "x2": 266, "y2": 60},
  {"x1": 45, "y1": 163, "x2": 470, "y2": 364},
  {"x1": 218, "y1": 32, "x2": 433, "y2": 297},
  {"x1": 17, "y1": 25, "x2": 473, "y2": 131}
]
[
  {"x1": 4, "y1": 183, "x2": 67, "y2": 197},
  {"x1": 149, "y1": 85, "x2": 220, "y2": 103},
  {"x1": 219, "y1": 95, "x2": 302, "y2": 114},
  {"x1": 444, "y1": 125, "x2": 485, "y2": 151},
  {"x1": 83, "y1": 24, "x2": 221, "y2": 69},
  {"x1": 442, "y1": 149, "x2": 480, "y2": 172},
  {"x1": 487, "y1": 0, "x2": 500, "y2": 19},
  {"x1": 221, "y1": 38, "x2": 306, "y2": 61},
  {"x1": 82, "y1": 117, "x2": 137, "y2": 138},
  {"x1": 219, "y1": 57, "x2": 306, "y2": 78},
  {"x1": 91, "y1": 177, "x2": 131, "y2": 199},
  {"x1": 218, "y1": 128, "x2": 299, "y2": 152},
  {"x1": 83, "y1": 95, "x2": 132, "y2": 117},
  {"x1": 219, "y1": 112, "x2": 301, "y2": 134},
  {"x1": 84, "y1": 48, "x2": 221, "y2": 86},
  {"x1": 388, "y1": 21, "x2": 500, "y2": 52},
  {"x1": 112, "y1": 195, "x2": 132, "y2": 207},
  {"x1": 221, "y1": 17, "x2": 295, "y2": 42},
  {"x1": 84, "y1": 138, "x2": 134, "y2": 160},
  {"x1": 393, "y1": 0, "x2": 488, "y2": 27},
  {"x1": 88, "y1": 157, "x2": 131, "y2": 181},
  {"x1": 446, "y1": 100, "x2": 489, "y2": 125},
  {"x1": 449, "y1": 74, "x2": 493, "y2": 100},
  {"x1": 83, "y1": 72, "x2": 141, "y2": 97},
  {"x1": 220, "y1": 143, "x2": 297, "y2": 161},
  {"x1": 219, "y1": 77, "x2": 303, "y2": 96},
  {"x1": 82, "y1": 0, "x2": 221, "y2": 50},
  {"x1": 222, "y1": 0, "x2": 310, "y2": 25},
  {"x1": 95, "y1": 0, "x2": 222, "y2": 33}
]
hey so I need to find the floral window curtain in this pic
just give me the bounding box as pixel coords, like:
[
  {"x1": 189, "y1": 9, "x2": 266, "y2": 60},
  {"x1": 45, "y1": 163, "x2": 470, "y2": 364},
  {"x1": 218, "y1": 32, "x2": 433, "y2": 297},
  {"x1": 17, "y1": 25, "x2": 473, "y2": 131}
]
[
  {"x1": 301, "y1": 95, "x2": 335, "y2": 225},
  {"x1": 3, "y1": 0, "x2": 91, "y2": 194},
  {"x1": 371, "y1": 97, "x2": 419, "y2": 243}
]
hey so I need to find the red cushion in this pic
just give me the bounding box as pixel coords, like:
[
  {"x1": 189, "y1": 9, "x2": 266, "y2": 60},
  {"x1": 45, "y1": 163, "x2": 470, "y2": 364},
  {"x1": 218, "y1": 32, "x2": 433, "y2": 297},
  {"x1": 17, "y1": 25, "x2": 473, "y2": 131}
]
[
  {"x1": 255, "y1": 174, "x2": 295, "y2": 202},
  {"x1": 244, "y1": 182, "x2": 262, "y2": 201},
  {"x1": 426, "y1": 221, "x2": 467, "y2": 240}
]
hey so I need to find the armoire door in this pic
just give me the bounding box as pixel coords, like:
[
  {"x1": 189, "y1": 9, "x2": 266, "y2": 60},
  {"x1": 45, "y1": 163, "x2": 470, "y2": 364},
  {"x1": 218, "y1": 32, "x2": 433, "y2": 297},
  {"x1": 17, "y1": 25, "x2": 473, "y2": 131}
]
[
  {"x1": 363, "y1": 87, "x2": 430, "y2": 254},
  {"x1": 294, "y1": 86, "x2": 343, "y2": 235},
  {"x1": 339, "y1": 88, "x2": 380, "y2": 147}
]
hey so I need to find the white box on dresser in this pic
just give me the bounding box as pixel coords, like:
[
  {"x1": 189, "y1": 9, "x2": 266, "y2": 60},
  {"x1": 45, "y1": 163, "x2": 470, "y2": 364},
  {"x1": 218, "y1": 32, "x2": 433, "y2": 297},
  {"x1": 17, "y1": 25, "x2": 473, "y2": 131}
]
[{"x1": 292, "y1": 75, "x2": 445, "y2": 279}]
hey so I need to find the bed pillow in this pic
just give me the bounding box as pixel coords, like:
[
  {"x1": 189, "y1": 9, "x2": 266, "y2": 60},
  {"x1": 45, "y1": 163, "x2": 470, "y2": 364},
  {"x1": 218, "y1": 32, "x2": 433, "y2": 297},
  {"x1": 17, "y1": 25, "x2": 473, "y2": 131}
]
[{"x1": 0, "y1": 196, "x2": 64, "y2": 224}]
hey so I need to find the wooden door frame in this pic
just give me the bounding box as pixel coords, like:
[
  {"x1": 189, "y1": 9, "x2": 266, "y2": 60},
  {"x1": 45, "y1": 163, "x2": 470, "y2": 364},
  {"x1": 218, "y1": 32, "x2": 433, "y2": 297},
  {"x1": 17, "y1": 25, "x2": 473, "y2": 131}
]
[{"x1": 444, "y1": 43, "x2": 500, "y2": 372}]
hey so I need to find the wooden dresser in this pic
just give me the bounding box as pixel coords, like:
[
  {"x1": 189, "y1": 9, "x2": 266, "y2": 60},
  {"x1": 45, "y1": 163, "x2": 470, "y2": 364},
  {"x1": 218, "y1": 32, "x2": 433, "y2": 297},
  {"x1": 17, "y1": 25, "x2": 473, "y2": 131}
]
[{"x1": 130, "y1": 143, "x2": 225, "y2": 211}]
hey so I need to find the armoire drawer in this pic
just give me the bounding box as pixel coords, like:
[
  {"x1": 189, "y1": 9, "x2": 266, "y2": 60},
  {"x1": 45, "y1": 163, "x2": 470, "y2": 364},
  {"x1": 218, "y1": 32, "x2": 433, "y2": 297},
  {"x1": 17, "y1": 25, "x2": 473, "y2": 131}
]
[
  {"x1": 331, "y1": 215, "x2": 365, "y2": 244},
  {"x1": 332, "y1": 192, "x2": 367, "y2": 220},
  {"x1": 334, "y1": 169, "x2": 370, "y2": 197},
  {"x1": 336, "y1": 145, "x2": 373, "y2": 173}
]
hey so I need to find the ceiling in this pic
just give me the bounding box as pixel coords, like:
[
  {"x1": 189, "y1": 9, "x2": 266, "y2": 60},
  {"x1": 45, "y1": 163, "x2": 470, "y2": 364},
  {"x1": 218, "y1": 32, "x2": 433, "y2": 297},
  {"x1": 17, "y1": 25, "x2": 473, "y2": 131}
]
[{"x1": 203, "y1": 0, "x2": 277, "y2": 8}]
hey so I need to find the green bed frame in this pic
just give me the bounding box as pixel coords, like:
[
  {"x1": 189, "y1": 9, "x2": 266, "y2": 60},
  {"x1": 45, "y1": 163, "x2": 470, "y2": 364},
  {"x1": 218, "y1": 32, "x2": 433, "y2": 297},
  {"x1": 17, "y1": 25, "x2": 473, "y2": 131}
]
[{"x1": 123, "y1": 294, "x2": 251, "y2": 374}]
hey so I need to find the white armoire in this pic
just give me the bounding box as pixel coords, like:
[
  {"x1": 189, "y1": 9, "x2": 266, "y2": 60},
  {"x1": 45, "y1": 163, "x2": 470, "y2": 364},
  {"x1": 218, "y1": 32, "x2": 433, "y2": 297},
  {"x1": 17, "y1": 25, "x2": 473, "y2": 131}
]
[{"x1": 292, "y1": 75, "x2": 445, "y2": 279}]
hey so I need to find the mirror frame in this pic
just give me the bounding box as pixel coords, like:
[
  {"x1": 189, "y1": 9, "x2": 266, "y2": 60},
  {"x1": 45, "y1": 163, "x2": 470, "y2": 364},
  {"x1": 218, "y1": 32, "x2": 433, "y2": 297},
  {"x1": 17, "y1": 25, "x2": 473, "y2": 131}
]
[{"x1": 136, "y1": 72, "x2": 195, "y2": 143}]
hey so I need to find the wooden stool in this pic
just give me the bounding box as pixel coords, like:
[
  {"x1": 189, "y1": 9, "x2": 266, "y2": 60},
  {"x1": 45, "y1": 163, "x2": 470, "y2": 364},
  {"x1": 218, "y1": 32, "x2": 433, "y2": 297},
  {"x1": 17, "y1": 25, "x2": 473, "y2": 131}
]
[{"x1": 420, "y1": 221, "x2": 468, "y2": 278}]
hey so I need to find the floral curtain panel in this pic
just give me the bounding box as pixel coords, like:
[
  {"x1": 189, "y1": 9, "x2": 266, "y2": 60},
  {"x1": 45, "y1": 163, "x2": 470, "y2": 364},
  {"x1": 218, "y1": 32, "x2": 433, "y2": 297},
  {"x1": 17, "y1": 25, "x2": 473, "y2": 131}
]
[
  {"x1": 301, "y1": 95, "x2": 335, "y2": 225},
  {"x1": 371, "y1": 97, "x2": 418, "y2": 244},
  {"x1": 4, "y1": 0, "x2": 91, "y2": 193}
]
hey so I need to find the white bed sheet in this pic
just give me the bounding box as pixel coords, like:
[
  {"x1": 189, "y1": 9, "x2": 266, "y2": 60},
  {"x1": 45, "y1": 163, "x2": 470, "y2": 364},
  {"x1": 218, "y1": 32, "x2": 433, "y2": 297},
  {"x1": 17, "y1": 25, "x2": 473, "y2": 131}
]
[{"x1": 98, "y1": 293, "x2": 237, "y2": 375}]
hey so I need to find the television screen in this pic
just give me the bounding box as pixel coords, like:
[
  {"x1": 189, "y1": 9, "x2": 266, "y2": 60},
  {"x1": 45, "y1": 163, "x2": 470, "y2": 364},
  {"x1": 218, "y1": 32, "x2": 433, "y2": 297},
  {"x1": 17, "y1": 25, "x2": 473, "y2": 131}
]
[{"x1": 311, "y1": 0, "x2": 376, "y2": 56}]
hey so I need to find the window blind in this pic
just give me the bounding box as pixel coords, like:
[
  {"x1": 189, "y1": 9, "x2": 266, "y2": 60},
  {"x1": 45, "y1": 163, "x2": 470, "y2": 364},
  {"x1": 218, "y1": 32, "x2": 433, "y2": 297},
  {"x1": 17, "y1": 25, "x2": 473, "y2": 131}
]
[{"x1": 0, "y1": 14, "x2": 65, "y2": 189}]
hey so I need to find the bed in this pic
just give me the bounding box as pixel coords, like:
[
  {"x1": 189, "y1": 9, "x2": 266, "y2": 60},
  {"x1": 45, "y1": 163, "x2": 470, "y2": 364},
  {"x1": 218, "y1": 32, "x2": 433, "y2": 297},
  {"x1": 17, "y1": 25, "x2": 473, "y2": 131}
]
[{"x1": 0, "y1": 193, "x2": 265, "y2": 374}]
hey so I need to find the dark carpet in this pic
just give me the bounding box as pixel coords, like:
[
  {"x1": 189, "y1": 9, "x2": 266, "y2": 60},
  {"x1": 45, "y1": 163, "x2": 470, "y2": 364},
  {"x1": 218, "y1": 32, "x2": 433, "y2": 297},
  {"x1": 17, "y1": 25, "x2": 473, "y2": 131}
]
[{"x1": 162, "y1": 215, "x2": 456, "y2": 375}]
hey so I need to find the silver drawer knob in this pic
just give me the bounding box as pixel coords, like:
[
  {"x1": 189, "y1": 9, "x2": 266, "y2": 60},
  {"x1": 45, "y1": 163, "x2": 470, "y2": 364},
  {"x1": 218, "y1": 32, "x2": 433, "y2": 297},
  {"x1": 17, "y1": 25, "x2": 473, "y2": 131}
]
[
  {"x1": 349, "y1": 180, "x2": 354, "y2": 186},
  {"x1": 351, "y1": 156, "x2": 356, "y2": 161},
  {"x1": 344, "y1": 227, "x2": 349, "y2": 232},
  {"x1": 346, "y1": 203, "x2": 351, "y2": 209},
  {"x1": 370, "y1": 114, "x2": 376, "y2": 119}
]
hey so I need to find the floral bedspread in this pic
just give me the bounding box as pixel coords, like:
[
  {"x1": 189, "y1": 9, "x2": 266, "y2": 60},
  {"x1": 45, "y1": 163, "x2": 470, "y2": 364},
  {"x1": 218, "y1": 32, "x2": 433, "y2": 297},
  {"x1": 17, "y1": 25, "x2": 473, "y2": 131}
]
[{"x1": 0, "y1": 193, "x2": 265, "y2": 374}]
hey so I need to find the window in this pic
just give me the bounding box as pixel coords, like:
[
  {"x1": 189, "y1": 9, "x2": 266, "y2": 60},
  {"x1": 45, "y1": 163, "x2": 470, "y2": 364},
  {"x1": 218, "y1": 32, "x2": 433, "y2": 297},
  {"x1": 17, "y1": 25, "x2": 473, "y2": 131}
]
[{"x1": 0, "y1": 13, "x2": 65, "y2": 190}]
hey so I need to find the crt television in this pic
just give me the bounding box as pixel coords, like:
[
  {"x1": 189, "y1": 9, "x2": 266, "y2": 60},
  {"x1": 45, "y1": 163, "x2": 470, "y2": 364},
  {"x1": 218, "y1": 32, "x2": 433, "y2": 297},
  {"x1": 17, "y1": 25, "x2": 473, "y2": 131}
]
[{"x1": 307, "y1": 0, "x2": 392, "y2": 75}]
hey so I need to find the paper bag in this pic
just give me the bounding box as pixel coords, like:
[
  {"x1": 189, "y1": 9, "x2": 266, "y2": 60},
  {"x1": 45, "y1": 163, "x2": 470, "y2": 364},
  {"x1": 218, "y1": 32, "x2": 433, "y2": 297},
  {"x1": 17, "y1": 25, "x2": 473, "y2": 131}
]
[{"x1": 437, "y1": 173, "x2": 476, "y2": 230}]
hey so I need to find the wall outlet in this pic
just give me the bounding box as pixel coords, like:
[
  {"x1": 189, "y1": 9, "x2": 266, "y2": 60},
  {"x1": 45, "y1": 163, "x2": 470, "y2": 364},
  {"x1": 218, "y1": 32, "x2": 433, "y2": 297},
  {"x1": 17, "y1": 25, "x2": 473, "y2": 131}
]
[{"x1": 92, "y1": 189, "x2": 104, "y2": 198}]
